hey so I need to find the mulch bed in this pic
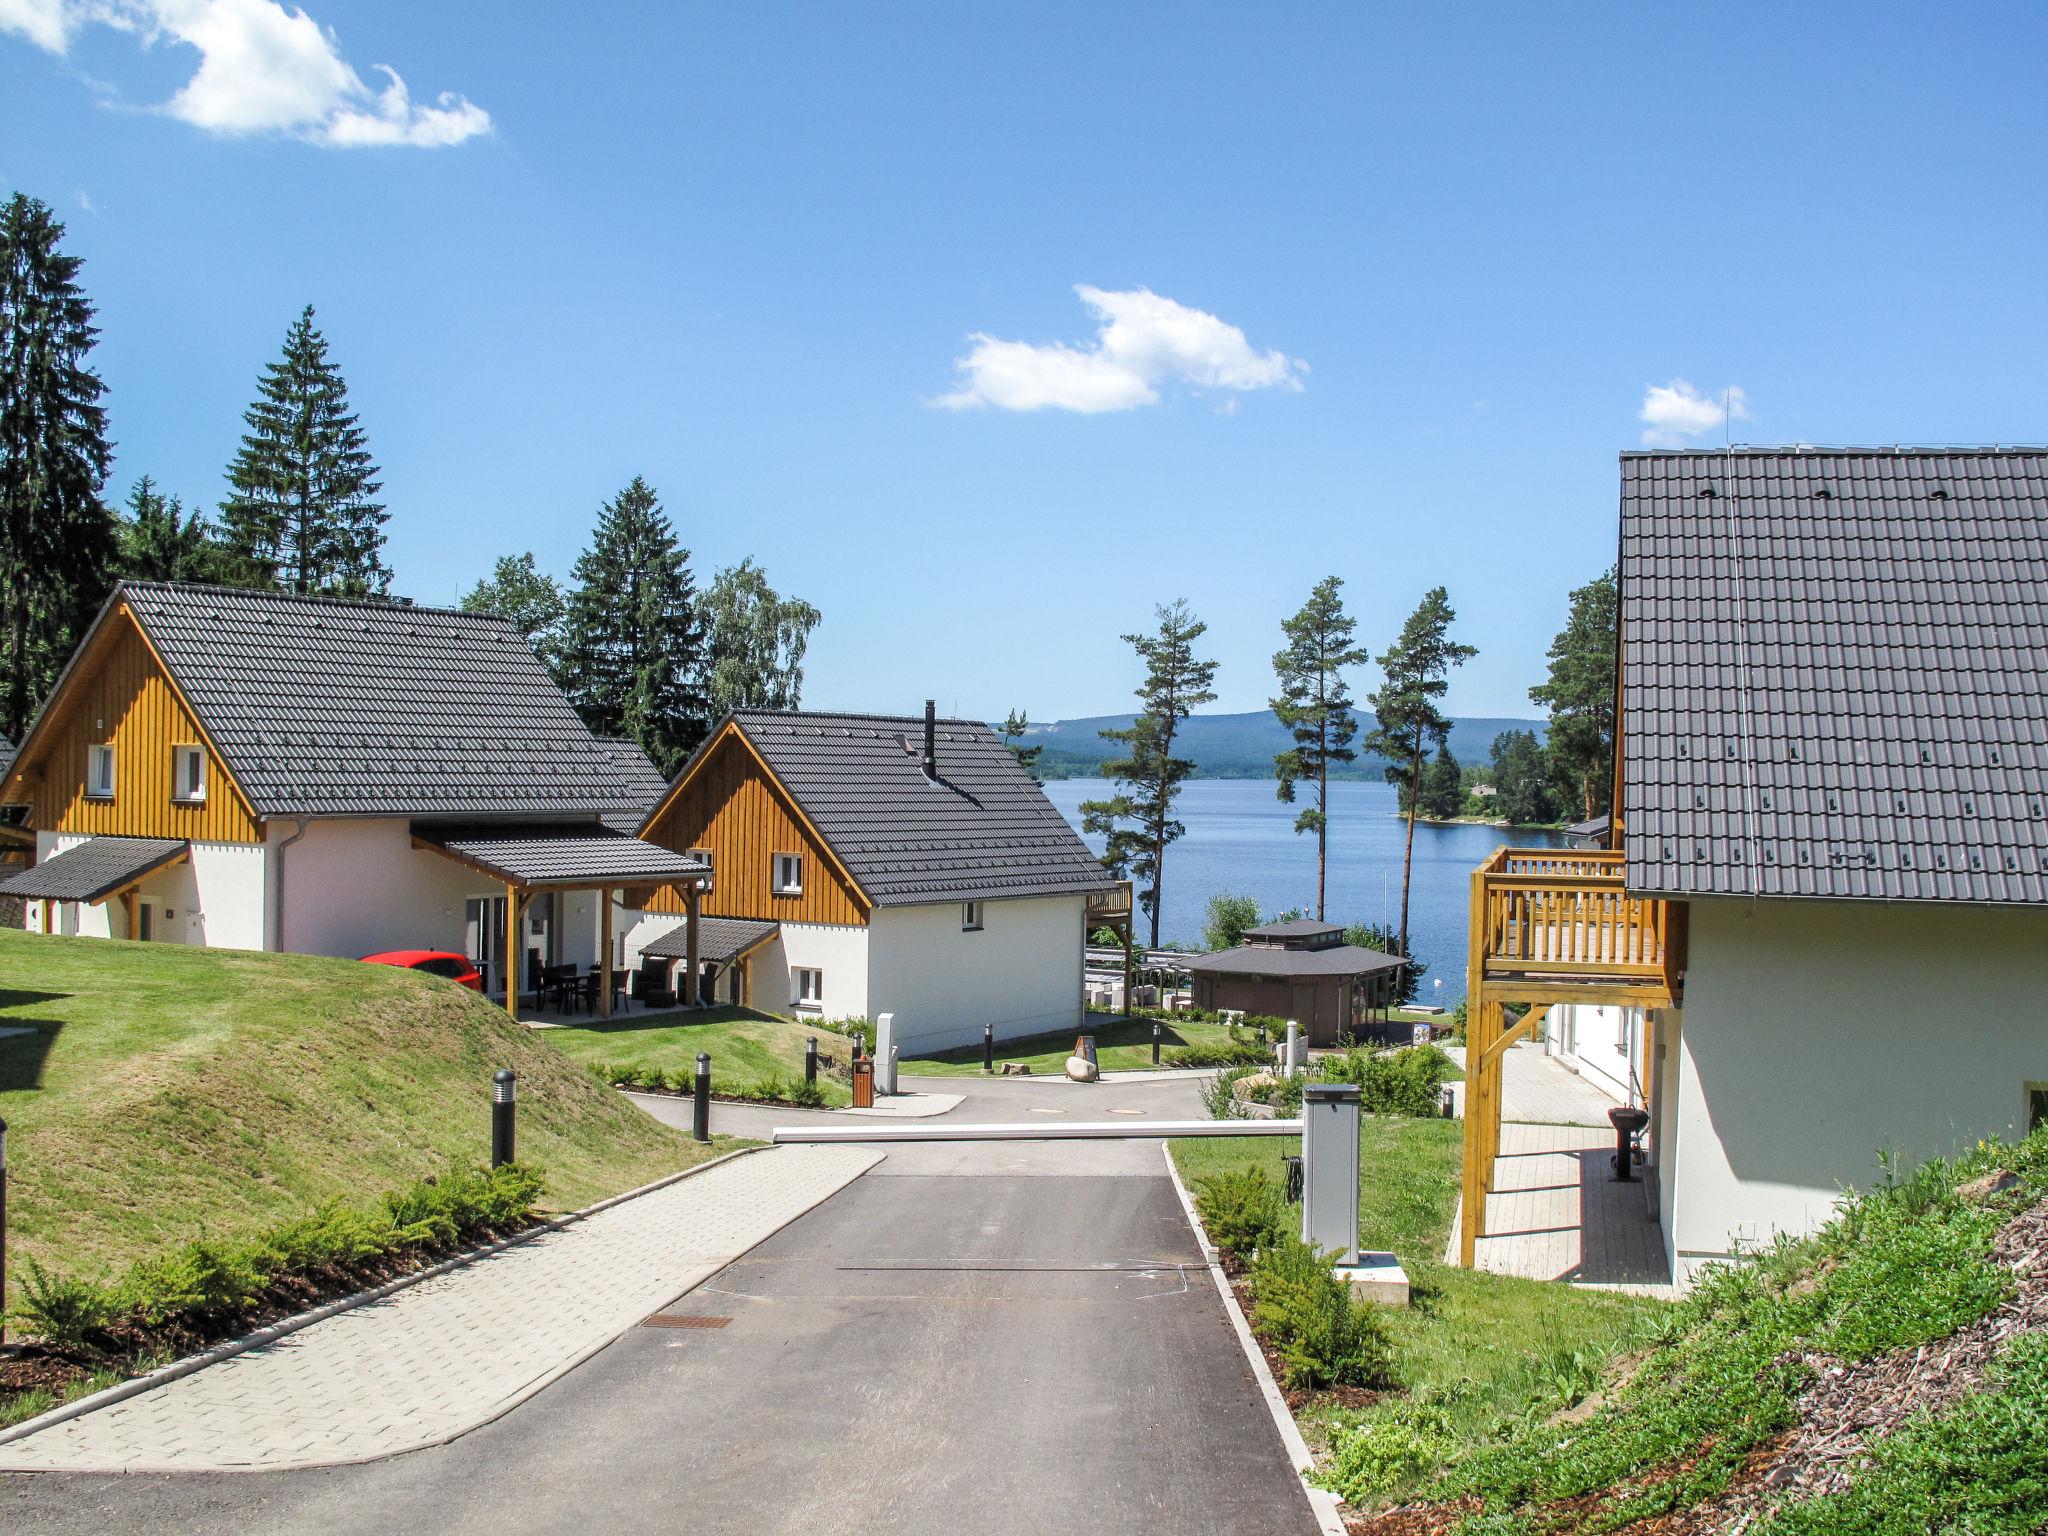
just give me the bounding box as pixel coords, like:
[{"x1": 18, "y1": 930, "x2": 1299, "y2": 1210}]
[
  {"x1": 0, "y1": 1219, "x2": 536, "y2": 1423},
  {"x1": 1218, "y1": 1252, "x2": 1384, "y2": 1413}
]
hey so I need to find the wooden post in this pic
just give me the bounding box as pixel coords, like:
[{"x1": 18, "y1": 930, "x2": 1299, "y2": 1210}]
[
  {"x1": 120, "y1": 888, "x2": 138, "y2": 941},
  {"x1": 505, "y1": 883, "x2": 523, "y2": 1021},
  {"x1": 599, "y1": 887, "x2": 614, "y2": 1020},
  {"x1": 40, "y1": 899, "x2": 52, "y2": 935},
  {"x1": 684, "y1": 880, "x2": 701, "y2": 1010}
]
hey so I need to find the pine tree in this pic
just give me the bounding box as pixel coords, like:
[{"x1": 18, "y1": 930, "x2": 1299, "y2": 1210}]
[
  {"x1": 220, "y1": 305, "x2": 390, "y2": 597},
  {"x1": 461, "y1": 552, "x2": 568, "y2": 679},
  {"x1": 1362, "y1": 587, "x2": 1477, "y2": 960},
  {"x1": 1271, "y1": 574, "x2": 1368, "y2": 919},
  {"x1": 1418, "y1": 743, "x2": 1463, "y2": 820},
  {"x1": 1081, "y1": 599, "x2": 1219, "y2": 949},
  {"x1": 559, "y1": 477, "x2": 707, "y2": 774},
  {"x1": 1530, "y1": 566, "x2": 1618, "y2": 822},
  {"x1": 1000, "y1": 710, "x2": 1043, "y2": 776},
  {"x1": 701, "y1": 557, "x2": 820, "y2": 718},
  {"x1": 0, "y1": 193, "x2": 115, "y2": 739},
  {"x1": 1490, "y1": 729, "x2": 1557, "y2": 826}
]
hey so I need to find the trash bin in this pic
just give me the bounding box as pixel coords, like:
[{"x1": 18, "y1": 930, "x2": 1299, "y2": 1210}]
[{"x1": 851, "y1": 1058, "x2": 875, "y2": 1109}]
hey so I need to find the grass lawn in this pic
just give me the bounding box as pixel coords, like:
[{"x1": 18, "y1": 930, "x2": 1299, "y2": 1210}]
[
  {"x1": 904, "y1": 1012, "x2": 1241, "y2": 1076},
  {"x1": 0, "y1": 930, "x2": 727, "y2": 1296},
  {"x1": 537, "y1": 1007, "x2": 852, "y2": 1106},
  {"x1": 1170, "y1": 1115, "x2": 1667, "y2": 1497}
]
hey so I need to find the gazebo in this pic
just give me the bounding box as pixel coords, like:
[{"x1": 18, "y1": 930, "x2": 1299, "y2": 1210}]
[{"x1": 1186, "y1": 920, "x2": 1408, "y2": 1046}]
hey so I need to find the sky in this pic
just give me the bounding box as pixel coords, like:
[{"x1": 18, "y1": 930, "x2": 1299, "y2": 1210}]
[{"x1": 4, "y1": 2, "x2": 2046, "y2": 723}]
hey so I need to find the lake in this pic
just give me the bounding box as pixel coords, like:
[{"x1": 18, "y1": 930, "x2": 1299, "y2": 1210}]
[{"x1": 1039, "y1": 777, "x2": 1565, "y2": 1005}]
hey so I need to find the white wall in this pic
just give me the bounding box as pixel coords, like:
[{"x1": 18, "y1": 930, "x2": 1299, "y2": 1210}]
[
  {"x1": 777, "y1": 922, "x2": 871, "y2": 1022},
  {"x1": 1665, "y1": 898, "x2": 2048, "y2": 1285},
  {"x1": 1544, "y1": 1002, "x2": 1636, "y2": 1104},
  {"x1": 866, "y1": 893, "x2": 1084, "y2": 1054},
  {"x1": 26, "y1": 832, "x2": 268, "y2": 948}
]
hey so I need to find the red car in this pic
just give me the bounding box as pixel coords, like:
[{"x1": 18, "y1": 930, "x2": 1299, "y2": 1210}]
[{"x1": 362, "y1": 950, "x2": 484, "y2": 992}]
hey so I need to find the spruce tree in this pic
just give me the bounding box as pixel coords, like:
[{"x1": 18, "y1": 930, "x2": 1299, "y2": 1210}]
[
  {"x1": 220, "y1": 305, "x2": 390, "y2": 597},
  {"x1": 1530, "y1": 566, "x2": 1618, "y2": 822},
  {"x1": 0, "y1": 193, "x2": 115, "y2": 739},
  {"x1": 1271, "y1": 574, "x2": 1368, "y2": 919},
  {"x1": 116, "y1": 476, "x2": 247, "y2": 585},
  {"x1": 1363, "y1": 587, "x2": 1477, "y2": 960},
  {"x1": 560, "y1": 477, "x2": 707, "y2": 774},
  {"x1": 1081, "y1": 599, "x2": 1219, "y2": 949}
]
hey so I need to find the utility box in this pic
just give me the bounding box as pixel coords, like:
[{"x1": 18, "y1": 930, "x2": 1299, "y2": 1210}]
[
  {"x1": 1301, "y1": 1082, "x2": 1361, "y2": 1265},
  {"x1": 874, "y1": 1013, "x2": 898, "y2": 1095}
]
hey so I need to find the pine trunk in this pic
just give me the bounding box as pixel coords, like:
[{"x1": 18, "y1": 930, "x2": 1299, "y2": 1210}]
[{"x1": 1398, "y1": 736, "x2": 1422, "y2": 959}]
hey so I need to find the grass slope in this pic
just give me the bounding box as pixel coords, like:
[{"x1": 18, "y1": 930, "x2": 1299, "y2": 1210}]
[
  {"x1": 0, "y1": 931, "x2": 715, "y2": 1292},
  {"x1": 538, "y1": 1007, "x2": 853, "y2": 1106},
  {"x1": 1172, "y1": 1118, "x2": 1663, "y2": 1498}
]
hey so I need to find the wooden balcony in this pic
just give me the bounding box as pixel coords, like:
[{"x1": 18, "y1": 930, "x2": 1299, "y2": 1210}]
[
  {"x1": 1086, "y1": 881, "x2": 1135, "y2": 933},
  {"x1": 1467, "y1": 847, "x2": 1681, "y2": 1010}
]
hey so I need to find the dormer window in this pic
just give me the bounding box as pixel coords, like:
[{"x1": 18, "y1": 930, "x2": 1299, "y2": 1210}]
[
  {"x1": 172, "y1": 745, "x2": 206, "y2": 803},
  {"x1": 773, "y1": 852, "x2": 804, "y2": 895},
  {"x1": 86, "y1": 744, "x2": 115, "y2": 800}
]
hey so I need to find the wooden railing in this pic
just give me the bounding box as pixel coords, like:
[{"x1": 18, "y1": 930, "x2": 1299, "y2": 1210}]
[
  {"x1": 1086, "y1": 881, "x2": 1135, "y2": 923},
  {"x1": 1471, "y1": 846, "x2": 1677, "y2": 990}
]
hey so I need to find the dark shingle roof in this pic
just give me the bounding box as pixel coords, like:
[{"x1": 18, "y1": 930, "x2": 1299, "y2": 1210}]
[
  {"x1": 1619, "y1": 448, "x2": 2048, "y2": 905},
  {"x1": 597, "y1": 738, "x2": 670, "y2": 831},
  {"x1": 1244, "y1": 919, "x2": 1344, "y2": 943},
  {"x1": 640, "y1": 916, "x2": 779, "y2": 964},
  {"x1": 1188, "y1": 943, "x2": 1407, "y2": 978},
  {"x1": 108, "y1": 584, "x2": 655, "y2": 819},
  {"x1": 0, "y1": 836, "x2": 186, "y2": 902},
  {"x1": 412, "y1": 822, "x2": 709, "y2": 888},
  {"x1": 684, "y1": 710, "x2": 1112, "y2": 907}
]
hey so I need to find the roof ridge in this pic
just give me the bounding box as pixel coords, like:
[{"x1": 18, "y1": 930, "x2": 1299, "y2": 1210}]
[
  {"x1": 733, "y1": 707, "x2": 997, "y2": 730},
  {"x1": 1622, "y1": 445, "x2": 2048, "y2": 460},
  {"x1": 119, "y1": 580, "x2": 493, "y2": 624}
]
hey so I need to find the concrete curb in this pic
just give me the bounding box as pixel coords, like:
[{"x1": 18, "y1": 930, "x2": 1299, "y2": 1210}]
[
  {"x1": 1161, "y1": 1142, "x2": 1347, "y2": 1536},
  {"x1": 0, "y1": 1144, "x2": 769, "y2": 1455}
]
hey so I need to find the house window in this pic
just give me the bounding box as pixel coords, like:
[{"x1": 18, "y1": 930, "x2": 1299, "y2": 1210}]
[
  {"x1": 172, "y1": 745, "x2": 206, "y2": 803},
  {"x1": 2029, "y1": 1083, "x2": 2048, "y2": 1135},
  {"x1": 688, "y1": 848, "x2": 715, "y2": 893},
  {"x1": 793, "y1": 967, "x2": 823, "y2": 1010},
  {"x1": 773, "y1": 852, "x2": 804, "y2": 895},
  {"x1": 85, "y1": 744, "x2": 115, "y2": 800},
  {"x1": 962, "y1": 900, "x2": 983, "y2": 931}
]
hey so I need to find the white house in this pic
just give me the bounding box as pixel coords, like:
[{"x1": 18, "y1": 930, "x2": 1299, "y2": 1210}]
[
  {"x1": 0, "y1": 582, "x2": 706, "y2": 1015},
  {"x1": 1464, "y1": 447, "x2": 2048, "y2": 1286},
  {"x1": 629, "y1": 703, "x2": 1122, "y2": 1053}
]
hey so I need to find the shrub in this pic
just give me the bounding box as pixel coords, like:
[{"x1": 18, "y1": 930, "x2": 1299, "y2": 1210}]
[
  {"x1": 10, "y1": 1258, "x2": 119, "y2": 1350},
  {"x1": 786, "y1": 1076, "x2": 827, "y2": 1109},
  {"x1": 1165, "y1": 1039, "x2": 1275, "y2": 1069},
  {"x1": 1202, "y1": 1063, "x2": 1270, "y2": 1119},
  {"x1": 1193, "y1": 1166, "x2": 1287, "y2": 1258},
  {"x1": 1324, "y1": 1399, "x2": 1460, "y2": 1502},
  {"x1": 1249, "y1": 1232, "x2": 1396, "y2": 1391},
  {"x1": 1319, "y1": 1042, "x2": 1454, "y2": 1117}
]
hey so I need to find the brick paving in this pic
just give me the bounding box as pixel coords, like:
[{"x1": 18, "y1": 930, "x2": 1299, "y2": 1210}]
[
  {"x1": 0, "y1": 1146, "x2": 881, "y2": 1474},
  {"x1": 1444, "y1": 1042, "x2": 1622, "y2": 1128},
  {"x1": 1444, "y1": 1122, "x2": 1671, "y2": 1290}
]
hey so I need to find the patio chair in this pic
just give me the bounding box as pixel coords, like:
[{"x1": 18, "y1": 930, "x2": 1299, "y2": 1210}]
[{"x1": 636, "y1": 956, "x2": 677, "y2": 1010}]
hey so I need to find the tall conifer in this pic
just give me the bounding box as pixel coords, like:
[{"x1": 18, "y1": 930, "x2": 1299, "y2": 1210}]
[
  {"x1": 221, "y1": 306, "x2": 390, "y2": 596},
  {"x1": 0, "y1": 193, "x2": 114, "y2": 739},
  {"x1": 560, "y1": 477, "x2": 707, "y2": 774},
  {"x1": 1271, "y1": 574, "x2": 1368, "y2": 920}
]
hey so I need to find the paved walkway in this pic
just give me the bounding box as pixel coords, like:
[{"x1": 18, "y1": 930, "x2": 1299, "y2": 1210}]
[
  {"x1": 0, "y1": 1146, "x2": 880, "y2": 1474},
  {"x1": 1444, "y1": 1042, "x2": 1622, "y2": 1128},
  {"x1": 1444, "y1": 1122, "x2": 1671, "y2": 1289}
]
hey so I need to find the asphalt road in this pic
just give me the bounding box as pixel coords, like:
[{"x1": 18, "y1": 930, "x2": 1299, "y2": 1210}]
[{"x1": 1, "y1": 1073, "x2": 1320, "y2": 1535}]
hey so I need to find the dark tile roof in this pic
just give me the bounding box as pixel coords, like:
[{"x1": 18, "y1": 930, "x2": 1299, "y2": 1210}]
[
  {"x1": 412, "y1": 822, "x2": 709, "y2": 888},
  {"x1": 1188, "y1": 943, "x2": 1407, "y2": 978},
  {"x1": 597, "y1": 738, "x2": 670, "y2": 831},
  {"x1": 689, "y1": 710, "x2": 1113, "y2": 907},
  {"x1": 0, "y1": 836, "x2": 186, "y2": 902},
  {"x1": 1619, "y1": 448, "x2": 2048, "y2": 905},
  {"x1": 106, "y1": 584, "x2": 655, "y2": 819},
  {"x1": 640, "y1": 916, "x2": 779, "y2": 964},
  {"x1": 1244, "y1": 919, "x2": 1344, "y2": 942}
]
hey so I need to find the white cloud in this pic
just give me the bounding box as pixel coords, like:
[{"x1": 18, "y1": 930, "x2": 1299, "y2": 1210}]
[
  {"x1": 75, "y1": 188, "x2": 97, "y2": 213},
  {"x1": 1639, "y1": 378, "x2": 1750, "y2": 446},
  {"x1": 933, "y1": 285, "x2": 1306, "y2": 413},
  {"x1": 0, "y1": 0, "x2": 491, "y2": 148}
]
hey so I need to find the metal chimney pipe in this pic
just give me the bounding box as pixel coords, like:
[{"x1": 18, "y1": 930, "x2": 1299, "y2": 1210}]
[{"x1": 923, "y1": 699, "x2": 937, "y2": 779}]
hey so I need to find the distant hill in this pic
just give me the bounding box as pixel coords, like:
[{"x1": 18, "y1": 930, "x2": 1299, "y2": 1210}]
[{"x1": 1012, "y1": 710, "x2": 1547, "y2": 781}]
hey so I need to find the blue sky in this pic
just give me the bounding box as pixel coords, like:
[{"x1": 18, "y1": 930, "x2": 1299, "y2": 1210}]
[{"x1": 4, "y1": 2, "x2": 2045, "y2": 722}]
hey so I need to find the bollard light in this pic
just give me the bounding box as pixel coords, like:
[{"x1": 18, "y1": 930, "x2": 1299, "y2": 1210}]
[
  {"x1": 805, "y1": 1036, "x2": 819, "y2": 1085},
  {"x1": 692, "y1": 1052, "x2": 712, "y2": 1142},
  {"x1": 983, "y1": 1022, "x2": 994, "y2": 1074},
  {"x1": 491, "y1": 1070, "x2": 516, "y2": 1168},
  {"x1": 1151, "y1": 1020, "x2": 1161, "y2": 1066}
]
